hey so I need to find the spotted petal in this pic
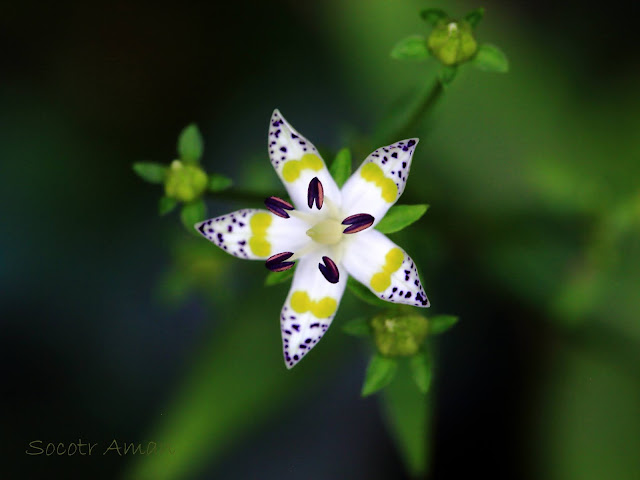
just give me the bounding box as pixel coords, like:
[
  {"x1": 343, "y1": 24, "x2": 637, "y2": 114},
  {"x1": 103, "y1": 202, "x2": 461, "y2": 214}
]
[
  {"x1": 340, "y1": 138, "x2": 418, "y2": 224},
  {"x1": 268, "y1": 110, "x2": 341, "y2": 211},
  {"x1": 342, "y1": 229, "x2": 429, "y2": 307},
  {"x1": 280, "y1": 251, "x2": 347, "y2": 369},
  {"x1": 195, "y1": 209, "x2": 310, "y2": 260}
]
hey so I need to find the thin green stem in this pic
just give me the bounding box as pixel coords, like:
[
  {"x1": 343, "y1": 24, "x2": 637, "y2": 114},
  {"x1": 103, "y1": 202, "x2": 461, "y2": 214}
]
[{"x1": 392, "y1": 80, "x2": 443, "y2": 141}]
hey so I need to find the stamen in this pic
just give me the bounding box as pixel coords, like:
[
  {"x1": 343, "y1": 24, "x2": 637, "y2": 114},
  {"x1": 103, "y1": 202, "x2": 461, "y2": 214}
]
[
  {"x1": 318, "y1": 256, "x2": 339, "y2": 284},
  {"x1": 265, "y1": 196, "x2": 294, "y2": 218},
  {"x1": 341, "y1": 213, "x2": 375, "y2": 234},
  {"x1": 266, "y1": 251, "x2": 296, "y2": 272},
  {"x1": 307, "y1": 177, "x2": 324, "y2": 210}
]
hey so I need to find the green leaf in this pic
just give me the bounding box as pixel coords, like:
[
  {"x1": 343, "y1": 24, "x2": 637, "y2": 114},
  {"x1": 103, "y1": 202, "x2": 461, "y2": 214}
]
[
  {"x1": 177, "y1": 123, "x2": 204, "y2": 164},
  {"x1": 420, "y1": 8, "x2": 447, "y2": 26},
  {"x1": 132, "y1": 162, "x2": 168, "y2": 184},
  {"x1": 438, "y1": 65, "x2": 458, "y2": 85},
  {"x1": 382, "y1": 359, "x2": 430, "y2": 476},
  {"x1": 391, "y1": 36, "x2": 430, "y2": 61},
  {"x1": 264, "y1": 268, "x2": 295, "y2": 286},
  {"x1": 329, "y1": 148, "x2": 352, "y2": 188},
  {"x1": 347, "y1": 277, "x2": 390, "y2": 308},
  {"x1": 472, "y1": 44, "x2": 509, "y2": 73},
  {"x1": 181, "y1": 199, "x2": 207, "y2": 233},
  {"x1": 376, "y1": 204, "x2": 429, "y2": 234},
  {"x1": 410, "y1": 352, "x2": 432, "y2": 394},
  {"x1": 362, "y1": 354, "x2": 398, "y2": 397},
  {"x1": 464, "y1": 7, "x2": 485, "y2": 28},
  {"x1": 207, "y1": 173, "x2": 233, "y2": 192},
  {"x1": 159, "y1": 196, "x2": 178, "y2": 215},
  {"x1": 429, "y1": 315, "x2": 459, "y2": 334},
  {"x1": 342, "y1": 317, "x2": 372, "y2": 337}
]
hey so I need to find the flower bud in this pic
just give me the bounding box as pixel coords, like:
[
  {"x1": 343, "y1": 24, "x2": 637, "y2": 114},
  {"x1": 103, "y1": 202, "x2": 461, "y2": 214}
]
[
  {"x1": 164, "y1": 160, "x2": 208, "y2": 202},
  {"x1": 427, "y1": 20, "x2": 477, "y2": 66},
  {"x1": 370, "y1": 314, "x2": 429, "y2": 357}
]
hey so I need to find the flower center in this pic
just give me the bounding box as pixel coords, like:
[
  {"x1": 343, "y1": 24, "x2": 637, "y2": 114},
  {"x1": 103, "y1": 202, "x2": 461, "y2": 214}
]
[{"x1": 306, "y1": 219, "x2": 344, "y2": 245}]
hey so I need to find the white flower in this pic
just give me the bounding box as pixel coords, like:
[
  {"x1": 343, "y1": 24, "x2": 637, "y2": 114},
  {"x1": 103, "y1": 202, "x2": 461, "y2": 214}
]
[{"x1": 196, "y1": 110, "x2": 429, "y2": 368}]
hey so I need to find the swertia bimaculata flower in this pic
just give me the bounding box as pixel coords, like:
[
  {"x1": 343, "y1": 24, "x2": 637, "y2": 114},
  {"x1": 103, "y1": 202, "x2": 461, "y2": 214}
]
[{"x1": 196, "y1": 110, "x2": 429, "y2": 368}]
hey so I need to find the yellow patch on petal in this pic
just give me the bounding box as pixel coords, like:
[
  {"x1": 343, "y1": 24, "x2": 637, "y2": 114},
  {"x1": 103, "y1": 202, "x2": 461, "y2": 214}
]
[
  {"x1": 290, "y1": 291, "x2": 337, "y2": 318},
  {"x1": 370, "y1": 248, "x2": 404, "y2": 292},
  {"x1": 290, "y1": 291, "x2": 310, "y2": 312},
  {"x1": 360, "y1": 163, "x2": 398, "y2": 203},
  {"x1": 371, "y1": 272, "x2": 391, "y2": 292},
  {"x1": 249, "y1": 212, "x2": 272, "y2": 256},
  {"x1": 282, "y1": 153, "x2": 323, "y2": 182},
  {"x1": 313, "y1": 297, "x2": 338, "y2": 318}
]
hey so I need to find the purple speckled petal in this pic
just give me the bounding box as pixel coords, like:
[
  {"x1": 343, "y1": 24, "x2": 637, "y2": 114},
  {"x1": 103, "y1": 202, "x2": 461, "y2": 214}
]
[{"x1": 280, "y1": 253, "x2": 347, "y2": 369}]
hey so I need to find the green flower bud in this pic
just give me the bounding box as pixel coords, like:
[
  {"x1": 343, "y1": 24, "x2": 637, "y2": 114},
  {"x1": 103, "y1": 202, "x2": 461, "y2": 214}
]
[
  {"x1": 164, "y1": 160, "x2": 208, "y2": 202},
  {"x1": 370, "y1": 314, "x2": 429, "y2": 357},
  {"x1": 427, "y1": 20, "x2": 477, "y2": 66}
]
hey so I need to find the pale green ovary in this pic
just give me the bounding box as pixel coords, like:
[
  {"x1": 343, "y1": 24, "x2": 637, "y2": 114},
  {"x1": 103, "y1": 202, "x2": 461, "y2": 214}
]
[{"x1": 306, "y1": 219, "x2": 344, "y2": 245}]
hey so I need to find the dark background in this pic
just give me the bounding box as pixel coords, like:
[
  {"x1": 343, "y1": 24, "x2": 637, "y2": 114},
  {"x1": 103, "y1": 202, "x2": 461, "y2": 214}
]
[{"x1": 1, "y1": 1, "x2": 639, "y2": 479}]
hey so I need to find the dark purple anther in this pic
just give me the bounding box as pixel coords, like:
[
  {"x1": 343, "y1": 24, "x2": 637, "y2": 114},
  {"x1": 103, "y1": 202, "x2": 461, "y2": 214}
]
[
  {"x1": 318, "y1": 256, "x2": 339, "y2": 284},
  {"x1": 265, "y1": 196, "x2": 294, "y2": 218},
  {"x1": 341, "y1": 213, "x2": 375, "y2": 234},
  {"x1": 307, "y1": 177, "x2": 324, "y2": 210},
  {"x1": 266, "y1": 252, "x2": 295, "y2": 272}
]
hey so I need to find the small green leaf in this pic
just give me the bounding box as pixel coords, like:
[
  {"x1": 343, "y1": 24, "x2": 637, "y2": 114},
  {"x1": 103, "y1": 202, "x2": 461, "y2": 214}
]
[
  {"x1": 208, "y1": 173, "x2": 233, "y2": 192},
  {"x1": 410, "y1": 352, "x2": 432, "y2": 394},
  {"x1": 342, "y1": 317, "x2": 372, "y2": 337},
  {"x1": 472, "y1": 44, "x2": 509, "y2": 73},
  {"x1": 347, "y1": 277, "x2": 390, "y2": 308},
  {"x1": 158, "y1": 196, "x2": 178, "y2": 215},
  {"x1": 420, "y1": 8, "x2": 448, "y2": 26},
  {"x1": 362, "y1": 354, "x2": 398, "y2": 397},
  {"x1": 464, "y1": 7, "x2": 485, "y2": 28},
  {"x1": 264, "y1": 268, "x2": 295, "y2": 286},
  {"x1": 177, "y1": 124, "x2": 204, "y2": 164},
  {"x1": 376, "y1": 204, "x2": 429, "y2": 234},
  {"x1": 132, "y1": 162, "x2": 168, "y2": 184},
  {"x1": 438, "y1": 65, "x2": 458, "y2": 85},
  {"x1": 429, "y1": 315, "x2": 459, "y2": 334},
  {"x1": 330, "y1": 148, "x2": 352, "y2": 188},
  {"x1": 391, "y1": 36, "x2": 430, "y2": 61},
  {"x1": 181, "y1": 199, "x2": 207, "y2": 233}
]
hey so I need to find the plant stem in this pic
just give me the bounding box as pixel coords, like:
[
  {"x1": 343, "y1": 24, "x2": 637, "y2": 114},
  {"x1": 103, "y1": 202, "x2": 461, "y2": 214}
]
[{"x1": 384, "y1": 79, "x2": 444, "y2": 143}]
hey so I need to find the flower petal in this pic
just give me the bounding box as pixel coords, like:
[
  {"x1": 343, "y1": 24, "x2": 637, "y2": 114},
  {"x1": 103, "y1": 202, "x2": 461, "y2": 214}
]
[
  {"x1": 342, "y1": 229, "x2": 429, "y2": 307},
  {"x1": 340, "y1": 139, "x2": 419, "y2": 223},
  {"x1": 268, "y1": 110, "x2": 341, "y2": 210},
  {"x1": 195, "y1": 209, "x2": 310, "y2": 260},
  {"x1": 280, "y1": 252, "x2": 347, "y2": 369}
]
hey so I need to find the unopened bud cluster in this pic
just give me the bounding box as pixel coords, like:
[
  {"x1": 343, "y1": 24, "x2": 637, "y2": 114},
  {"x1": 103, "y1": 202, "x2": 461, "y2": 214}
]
[
  {"x1": 371, "y1": 313, "x2": 429, "y2": 356},
  {"x1": 428, "y1": 20, "x2": 477, "y2": 66},
  {"x1": 164, "y1": 160, "x2": 208, "y2": 202}
]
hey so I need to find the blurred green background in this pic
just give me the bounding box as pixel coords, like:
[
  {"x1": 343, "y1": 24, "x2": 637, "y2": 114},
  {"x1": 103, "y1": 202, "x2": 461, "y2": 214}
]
[{"x1": 1, "y1": 0, "x2": 639, "y2": 479}]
